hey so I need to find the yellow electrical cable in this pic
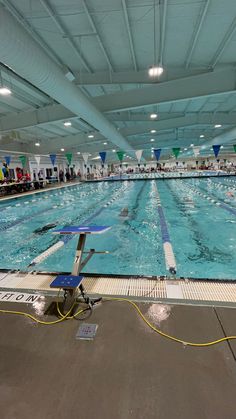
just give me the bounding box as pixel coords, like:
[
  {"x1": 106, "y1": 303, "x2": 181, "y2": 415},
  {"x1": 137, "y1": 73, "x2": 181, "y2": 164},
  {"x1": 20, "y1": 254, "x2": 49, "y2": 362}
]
[
  {"x1": 103, "y1": 297, "x2": 236, "y2": 347},
  {"x1": 1, "y1": 295, "x2": 236, "y2": 347}
]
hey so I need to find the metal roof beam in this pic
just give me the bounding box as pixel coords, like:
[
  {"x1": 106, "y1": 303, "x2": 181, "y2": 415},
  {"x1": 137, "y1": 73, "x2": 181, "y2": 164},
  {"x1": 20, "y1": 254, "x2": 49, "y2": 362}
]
[
  {"x1": 39, "y1": 0, "x2": 92, "y2": 72},
  {"x1": 185, "y1": 0, "x2": 210, "y2": 68},
  {"x1": 210, "y1": 15, "x2": 236, "y2": 68},
  {"x1": 121, "y1": 0, "x2": 137, "y2": 71},
  {"x1": 82, "y1": 0, "x2": 113, "y2": 71},
  {"x1": 92, "y1": 68, "x2": 236, "y2": 112}
]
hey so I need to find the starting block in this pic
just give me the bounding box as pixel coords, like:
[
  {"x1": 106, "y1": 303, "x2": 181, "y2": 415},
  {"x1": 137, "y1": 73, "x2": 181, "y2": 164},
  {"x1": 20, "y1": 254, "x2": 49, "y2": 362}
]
[{"x1": 50, "y1": 225, "x2": 111, "y2": 309}]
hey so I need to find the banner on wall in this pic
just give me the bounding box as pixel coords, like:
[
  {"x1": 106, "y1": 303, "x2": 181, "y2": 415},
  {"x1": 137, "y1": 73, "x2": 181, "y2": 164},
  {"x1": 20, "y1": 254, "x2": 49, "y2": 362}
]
[
  {"x1": 4, "y1": 156, "x2": 11, "y2": 166},
  {"x1": 82, "y1": 153, "x2": 89, "y2": 165},
  {"x1": 19, "y1": 155, "x2": 27, "y2": 167},
  {"x1": 172, "y1": 147, "x2": 180, "y2": 158},
  {"x1": 233, "y1": 145, "x2": 236, "y2": 153},
  {"x1": 65, "y1": 153, "x2": 72, "y2": 165},
  {"x1": 99, "y1": 151, "x2": 106, "y2": 164},
  {"x1": 135, "y1": 150, "x2": 143, "y2": 163},
  {"x1": 49, "y1": 154, "x2": 56, "y2": 166},
  {"x1": 116, "y1": 151, "x2": 125, "y2": 162},
  {"x1": 154, "y1": 149, "x2": 161, "y2": 161},
  {"x1": 193, "y1": 147, "x2": 200, "y2": 157},
  {"x1": 212, "y1": 144, "x2": 221, "y2": 158},
  {"x1": 34, "y1": 155, "x2": 40, "y2": 166}
]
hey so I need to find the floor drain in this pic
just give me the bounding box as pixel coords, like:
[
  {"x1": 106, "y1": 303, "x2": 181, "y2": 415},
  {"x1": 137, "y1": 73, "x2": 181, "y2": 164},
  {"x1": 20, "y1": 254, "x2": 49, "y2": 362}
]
[{"x1": 76, "y1": 323, "x2": 98, "y2": 340}]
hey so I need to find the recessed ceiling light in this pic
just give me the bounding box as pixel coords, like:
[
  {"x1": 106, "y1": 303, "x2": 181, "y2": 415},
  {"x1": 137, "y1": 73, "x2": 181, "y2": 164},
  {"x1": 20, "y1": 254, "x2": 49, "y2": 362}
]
[
  {"x1": 150, "y1": 113, "x2": 158, "y2": 119},
  {"x1": 61, "y1": 148, "x2": 65, "y2": 151},
  {"x1": 184, "y1": 148, "x2": 187, "y2": 151},
  {"x1": 64, "y1": 121, "x2": 71, "y2": 127},
  {"x1": 0, "y1": 87, "x2": 11, "y2": 95},
  {"x1": 221, "y1": 145, "x2": 224, "y2": 148},
  {"x1": 190, "y1": 144, "x2": 194, "y2": 147},
  {"x1": 150, "y1": 129, "x2": 156, "y2": 133},
  {"x1": 200, "y1": 135, "x2": 204, "y2": 138},
  {"x1": 103, "y1": 142, "x2": 107, "y2": 145},
  {"x1": 214, "y1": 124, "x2": 222, "y2": 128},
  {"x1": 88, "y1": 134, "x2": 94, "y2": 138},
  {"x1": 35, "y1": 142, "x2": 40, "y2": 146},
  {"x1": 150, "y1": 138, "x2": 155, "y2": 142},
  {"x1": 112, "y1": 149, "x2": 116, "y2": 152},
  {"x1": 77, "y1": 152, "x2": 81, "y2": 154},
  {"x1": 148, "y1": 66, "x2": 164, "y2": 77}
]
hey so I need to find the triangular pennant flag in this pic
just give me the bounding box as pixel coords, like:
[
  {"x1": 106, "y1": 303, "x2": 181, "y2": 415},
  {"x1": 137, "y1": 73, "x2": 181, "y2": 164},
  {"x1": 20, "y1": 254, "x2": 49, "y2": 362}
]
[
  {"x1": 116, "y1": 151, "x2": 125, "y2": 162},
  {"x1": 49, "y1": 154, "x2": 56, "y2": 166},
  {"x1": 19, "y1": 155, "x2": 27, "y2": 167},
  {"x1": 65, "y1": 153, "x2": 72, "y2": 165},
  {"x1": 233, "y1": 145, "x2": 236, "y2": 153},
  {"x1": 212, "y1": 144, "x2": 221, "y2": 158},
  {"x1": 193, "y1": 146, "x2": 200, "y2": 157},
  {"x1": 82, "y1": 153, "x2": 89, "y2": 165},
  {"x1": 172, "y1": 147, "x2": 180, "y2": 158},
  {"x1": 5, "y1": 156, "x2": 11, "y2": 166},
  {"x1": 34, "y1": 155, "x2": 41, "y2": 165},
  {"x1": 154, "y1": 149, "x2": 161, "y2": 161},
  {"x1": 135, "y1": 150, "x2": 143, "y2": 163},
  {"x1": 99, "y1": 151, "x2": 106, "y2": 164}
]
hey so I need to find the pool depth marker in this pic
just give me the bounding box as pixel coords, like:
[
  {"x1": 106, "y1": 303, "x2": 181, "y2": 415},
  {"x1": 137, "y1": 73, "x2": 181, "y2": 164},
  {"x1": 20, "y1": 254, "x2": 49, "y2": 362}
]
[{"x1": 153, "y1": 182, "x2": 177, "y2": 275}]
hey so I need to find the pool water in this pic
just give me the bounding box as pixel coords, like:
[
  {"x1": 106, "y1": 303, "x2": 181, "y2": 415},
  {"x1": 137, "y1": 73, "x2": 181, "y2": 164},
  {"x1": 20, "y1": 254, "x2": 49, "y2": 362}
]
[{"x1": 0, "y1": 178, "x2": 236, "y2": 280}]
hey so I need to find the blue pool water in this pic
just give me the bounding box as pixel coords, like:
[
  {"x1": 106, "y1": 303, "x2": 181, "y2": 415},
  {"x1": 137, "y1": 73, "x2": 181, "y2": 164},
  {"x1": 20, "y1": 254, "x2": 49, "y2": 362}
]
[{"x1": 0, "y1": 178, "x2": 236, "y2": 280}]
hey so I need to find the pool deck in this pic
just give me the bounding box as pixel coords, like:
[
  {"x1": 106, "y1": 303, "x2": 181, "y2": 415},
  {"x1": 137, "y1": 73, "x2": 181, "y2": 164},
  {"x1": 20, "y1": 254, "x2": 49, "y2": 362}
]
[{"x1": 0, "y1": 298, "x2": 236, "y2": 419}]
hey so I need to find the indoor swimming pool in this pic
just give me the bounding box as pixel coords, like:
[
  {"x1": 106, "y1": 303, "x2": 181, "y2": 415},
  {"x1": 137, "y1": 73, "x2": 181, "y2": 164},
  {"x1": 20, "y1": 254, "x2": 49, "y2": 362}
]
[{"x1": 0, "y1": 177, "x2": 236, "y2": 280}]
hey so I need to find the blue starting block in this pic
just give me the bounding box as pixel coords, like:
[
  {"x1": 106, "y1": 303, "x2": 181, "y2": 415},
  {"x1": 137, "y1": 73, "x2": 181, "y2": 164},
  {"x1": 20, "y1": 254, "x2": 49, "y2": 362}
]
[
  {"x1": 50, "y1": 275, "x2": 84, "y2": 290},
  {"x1": 50, "y1": 225, "x2": 110, "y2": 308}
]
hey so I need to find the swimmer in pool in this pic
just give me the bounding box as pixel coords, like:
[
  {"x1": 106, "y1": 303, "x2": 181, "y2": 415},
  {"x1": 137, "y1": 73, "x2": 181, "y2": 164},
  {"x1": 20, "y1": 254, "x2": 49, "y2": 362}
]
[
  {"x1": 226, "y1": 191, "x2": 234, "y2": 198},
  {"x1": 119, "y1": 207, "x2": 129, "y2": 217}
]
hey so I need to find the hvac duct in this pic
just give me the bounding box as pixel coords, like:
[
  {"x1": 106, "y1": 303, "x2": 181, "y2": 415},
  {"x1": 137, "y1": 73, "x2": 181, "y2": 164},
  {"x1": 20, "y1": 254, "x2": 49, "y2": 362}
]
[{"x1": 0, "y1": 5, "x2": 131, "y2": 151}]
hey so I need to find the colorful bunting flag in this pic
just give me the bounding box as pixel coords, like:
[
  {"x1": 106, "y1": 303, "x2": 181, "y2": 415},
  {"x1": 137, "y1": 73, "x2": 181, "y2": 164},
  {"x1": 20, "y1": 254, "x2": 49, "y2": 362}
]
[
  {"x1": 49, "y1": 154, "x2": 56, "y2": 166},
  {"x1": 65, "y1": 153, "x2": 72, "y2": 165},
  {"x1": 135, "y1": 150, "x2": 143, "y2": 163},
  {"x1": 19, "y1": 155, "x2": 27, "y2": 167},
  {"x1": 5, "y1": 156, "x2": 11, "y2": 166},
  {"x1": 99, "y1": 151, "x2": 106, "y2": 164},
  {"x1": 34, "y1": 155, "x2": 41, "y2": 165},
  {"x1": 154, "y1": 149, "x2": 161, "y2": 161},
  {"x1": 172, "y1": 147, "x2": 180, "y2": 158},
  {"x1": 116, "y1": 151, "x2": 125, "y2": 162},
  {"x1": 212, "y1": 145, "x2": 221, "y2": 158}
]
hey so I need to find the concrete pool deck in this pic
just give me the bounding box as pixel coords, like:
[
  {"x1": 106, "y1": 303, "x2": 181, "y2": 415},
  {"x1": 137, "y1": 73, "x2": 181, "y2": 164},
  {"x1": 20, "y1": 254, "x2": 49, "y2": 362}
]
[{"x1": 0, "y1": 298, "x2": 236, "y2": 419}]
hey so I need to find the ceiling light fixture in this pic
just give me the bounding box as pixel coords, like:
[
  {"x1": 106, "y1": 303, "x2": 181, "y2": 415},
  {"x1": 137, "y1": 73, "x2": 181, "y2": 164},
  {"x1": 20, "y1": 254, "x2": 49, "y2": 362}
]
[
  {"x1": 150, "y1": 138, "x2": 155, "y2": 142},
  {"x1": 0, "y1": 87, "x2": 12, "y2": 95},
  {"x1": 35, "y1": 142, "x2": 40, "y2": 146},
  {"x1": 112, "y1": 149, "x2": 116, "y2": 152},
  {"x1": 64, "y1": 121, "x2": 71, "y2": 127},
  {"x1": 190, "y1": 144, "x2": 194, "y2": 147},
  {"x1": 214, "y1": 124, "x2": 222, "y2": 128},
  {"x1": 88, "y1": 134, "x2": 94, "y2": 138},
  {"x1": 103, "y1": 142, "x2": 107, "y2": 145},
  {"x1": 150, "y1": 129, "x2": 156, "y2": 133},
  {"x1": 61, "y1": 148, "x2": 65, "y2": 151},
  {"x1": 77, "y1": 152, "x2": 81, "y2": 154},
  {"x1": 148, "y1": 66, "x2": 164, "y2": 77},
  {"x1": 200, "y1": 135, "x2": 204, "y2": 138},
  {"x1": 150, "y1": 113, "x2": 157, "y2": 119}
]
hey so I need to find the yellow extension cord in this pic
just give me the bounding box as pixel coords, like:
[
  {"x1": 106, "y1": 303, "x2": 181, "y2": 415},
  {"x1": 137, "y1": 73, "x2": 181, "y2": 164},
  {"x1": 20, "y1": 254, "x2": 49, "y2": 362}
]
[{"x1": 0, "y1": 295, "x2": 236, "y2": 347}]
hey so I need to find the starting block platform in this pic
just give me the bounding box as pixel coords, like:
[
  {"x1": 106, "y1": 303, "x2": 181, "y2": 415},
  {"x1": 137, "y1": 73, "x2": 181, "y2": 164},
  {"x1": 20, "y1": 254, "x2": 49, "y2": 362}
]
[
  {"x1": 50, "y1": 225, "x2": 111, "y2": 307},
  {"x1": 52, "y1": 225, "x2": 111, "y2": 235},
  {"x1": 50, "y1": 275, "x2": 84, "y2": 289}
]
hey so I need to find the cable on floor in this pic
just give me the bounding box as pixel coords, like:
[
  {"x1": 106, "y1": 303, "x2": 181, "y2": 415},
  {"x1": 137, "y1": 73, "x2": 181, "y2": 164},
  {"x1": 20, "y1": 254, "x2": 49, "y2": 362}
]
[{"x1": 1, "y1": 295, "x2": 236, "y2": 348}]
